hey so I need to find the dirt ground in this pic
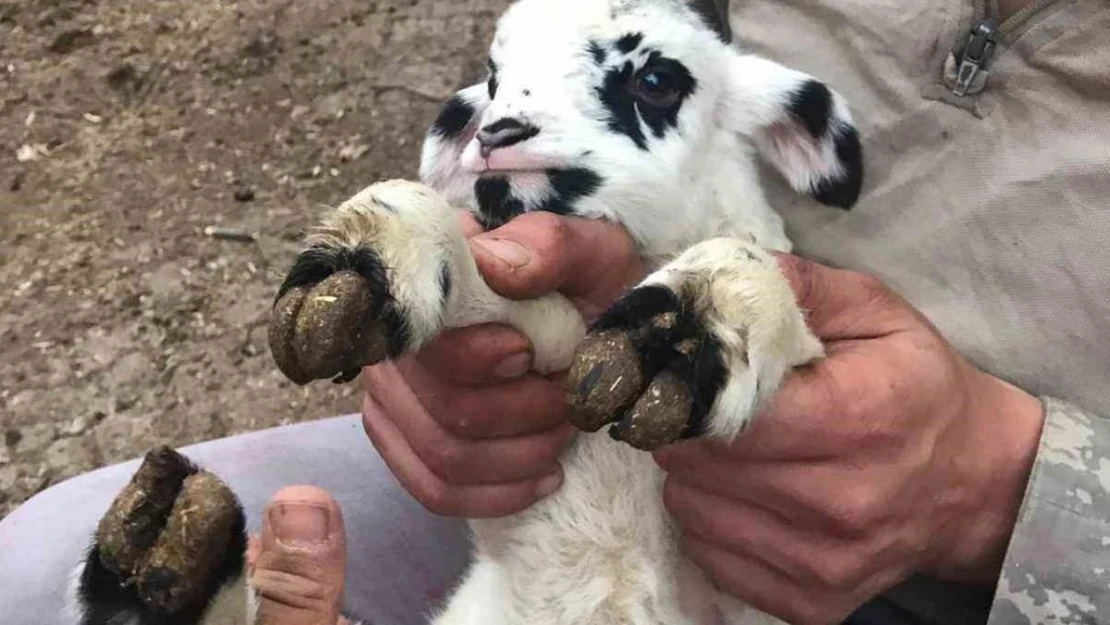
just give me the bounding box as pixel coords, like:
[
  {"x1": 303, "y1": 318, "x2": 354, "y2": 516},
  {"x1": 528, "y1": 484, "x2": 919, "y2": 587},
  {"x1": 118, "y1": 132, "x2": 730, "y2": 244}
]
[{"x1": 0, "y1": 0, "x2": 509, "y2": 517}]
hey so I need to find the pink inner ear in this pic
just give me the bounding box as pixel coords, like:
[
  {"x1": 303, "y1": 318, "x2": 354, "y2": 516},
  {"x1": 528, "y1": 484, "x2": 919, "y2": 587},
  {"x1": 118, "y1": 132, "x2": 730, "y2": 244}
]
[{"x1": 764, "y1": 118, "x2": 833, "y2": 191}]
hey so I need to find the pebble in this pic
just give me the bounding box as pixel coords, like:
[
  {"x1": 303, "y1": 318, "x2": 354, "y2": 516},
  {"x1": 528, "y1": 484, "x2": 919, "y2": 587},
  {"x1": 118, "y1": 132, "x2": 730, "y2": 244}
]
[{"x1": 233, "y1": 187, "x2": 255, "y2": 202}]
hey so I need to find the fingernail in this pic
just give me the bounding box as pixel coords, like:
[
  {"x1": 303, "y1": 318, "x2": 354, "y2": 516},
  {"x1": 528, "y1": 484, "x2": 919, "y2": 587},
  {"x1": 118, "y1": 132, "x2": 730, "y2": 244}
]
[
  {"x1": 472, "y1": 237, "x2": 532, "y2": 269},
  {"x1": 494, "y1": 352, "x2": 532, "y2": 379},
  {"x1": 270, "y1": 502, "x2": 329, "y2": 548},
  {"x1": 535, "y1": 472, "x2": 563, "y2": 498}
]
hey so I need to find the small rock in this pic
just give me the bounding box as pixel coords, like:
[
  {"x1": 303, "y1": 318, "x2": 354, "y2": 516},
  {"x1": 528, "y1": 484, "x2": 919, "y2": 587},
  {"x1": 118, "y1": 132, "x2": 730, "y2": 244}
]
[
  {"x1": 233, "y1": 187, "x2": 255, "y2": 202},
  {"x1": 16, "y1": 143, "x2": 47, "y2": 162},
  {"x1": 49, "y1": 28, "x2": 96, "y2": 54},
  {"x1": 10, "y1": 172, "x2": 24, "y2": 192},
  {"x1": 62, "y1": 416, "x2": 89, "y2": 437}
]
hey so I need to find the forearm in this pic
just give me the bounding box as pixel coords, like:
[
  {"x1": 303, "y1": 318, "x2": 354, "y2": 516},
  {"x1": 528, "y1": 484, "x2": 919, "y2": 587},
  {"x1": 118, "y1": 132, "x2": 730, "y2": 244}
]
[{"x1": 987, "y1": 397, "x2": 1110, "y2": 623}]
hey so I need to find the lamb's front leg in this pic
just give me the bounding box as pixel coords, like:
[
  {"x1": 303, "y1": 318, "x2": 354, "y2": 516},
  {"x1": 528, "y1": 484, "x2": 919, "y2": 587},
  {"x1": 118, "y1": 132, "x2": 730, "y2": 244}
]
[
  {"x1": 565, "y1": 238, "x2": 822, "y2": 450},
  {"x1": 268, "y1": 179, "x2": 585, "y2": 384}
]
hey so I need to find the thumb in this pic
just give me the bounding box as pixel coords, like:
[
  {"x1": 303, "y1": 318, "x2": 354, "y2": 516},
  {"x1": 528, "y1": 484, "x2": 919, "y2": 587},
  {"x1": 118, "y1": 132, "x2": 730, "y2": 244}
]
[
  {"x1": 250, "y1": 486, "x2": 348, "y2": 625},
  {"x1": 772, "y1": 253, "x2": 912, "y2": 341},
  {"x1": 469, "y1": 212, "x2": 644, "y2": 321}
]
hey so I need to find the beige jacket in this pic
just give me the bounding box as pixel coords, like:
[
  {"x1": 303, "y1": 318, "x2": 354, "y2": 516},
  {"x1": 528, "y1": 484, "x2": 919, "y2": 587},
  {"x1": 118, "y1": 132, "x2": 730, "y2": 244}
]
[{"x1": 729, "y1": 0, "x2": 1110, "y2": 622}]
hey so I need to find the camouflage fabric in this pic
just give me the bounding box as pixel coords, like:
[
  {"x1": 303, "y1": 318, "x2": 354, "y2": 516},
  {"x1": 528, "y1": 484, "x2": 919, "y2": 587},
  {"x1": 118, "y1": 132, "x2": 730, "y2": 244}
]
[{"x1": 987, "y1": 398, "x2": 1110, "y2": 624}]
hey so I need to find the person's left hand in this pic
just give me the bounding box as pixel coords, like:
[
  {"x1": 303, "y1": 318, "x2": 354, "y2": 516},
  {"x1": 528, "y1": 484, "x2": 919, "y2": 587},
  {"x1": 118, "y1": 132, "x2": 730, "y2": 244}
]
[{"x1": 653, "y1": 254, "x2": 1046, "y2": 625}]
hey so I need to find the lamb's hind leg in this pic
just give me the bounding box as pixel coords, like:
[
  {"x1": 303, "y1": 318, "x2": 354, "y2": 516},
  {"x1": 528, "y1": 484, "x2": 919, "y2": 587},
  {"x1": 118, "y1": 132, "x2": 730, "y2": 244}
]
[
  {"x1": 431, "y1": 558, "x2": 510, "y2": 625},
  {"x1": 565, "y1": 237, "x2": 822, "y2": 450}
]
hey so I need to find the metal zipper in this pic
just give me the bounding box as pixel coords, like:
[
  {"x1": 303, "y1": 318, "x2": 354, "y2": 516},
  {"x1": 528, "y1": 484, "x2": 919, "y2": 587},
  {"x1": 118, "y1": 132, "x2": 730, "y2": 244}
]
[{"x1": 950, "y1": 0, "x2": 1064, "y2": 96}]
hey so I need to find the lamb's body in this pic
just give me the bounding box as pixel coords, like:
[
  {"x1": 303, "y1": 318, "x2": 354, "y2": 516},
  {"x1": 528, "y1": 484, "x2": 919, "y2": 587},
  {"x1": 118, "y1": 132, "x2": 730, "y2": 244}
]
[{"x1": 72, "y1": 1, "x2": 864, "y2": 624}]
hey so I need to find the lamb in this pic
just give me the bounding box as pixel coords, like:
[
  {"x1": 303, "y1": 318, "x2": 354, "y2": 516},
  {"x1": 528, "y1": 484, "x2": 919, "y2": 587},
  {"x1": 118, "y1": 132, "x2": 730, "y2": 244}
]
[{"x1": 69, "y1": 0, "x2": 864, "y2": 623}]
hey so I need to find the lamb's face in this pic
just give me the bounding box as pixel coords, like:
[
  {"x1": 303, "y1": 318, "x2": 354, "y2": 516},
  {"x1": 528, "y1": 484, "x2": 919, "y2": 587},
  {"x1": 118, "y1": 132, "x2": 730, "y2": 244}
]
[{"x1": 420, "y1": 0, "x2": 863, "y2": 250}]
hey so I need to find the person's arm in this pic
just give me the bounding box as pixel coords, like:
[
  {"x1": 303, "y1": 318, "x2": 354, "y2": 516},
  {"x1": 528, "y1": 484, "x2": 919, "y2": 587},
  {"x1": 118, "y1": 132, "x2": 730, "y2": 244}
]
[{"x1": 987, "y1": 396, "x2": 1110, "y2": 623}]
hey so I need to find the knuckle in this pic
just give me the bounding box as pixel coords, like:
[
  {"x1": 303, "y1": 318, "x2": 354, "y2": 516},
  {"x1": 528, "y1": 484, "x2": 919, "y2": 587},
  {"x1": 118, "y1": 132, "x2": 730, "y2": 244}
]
[
  {"x1": 807, "y1": 553, "x2": 866, "y2": 592},
  {"x1": 824, "y1": 488, "x2": 882, "y2": 538},
  {"x1": 416, "y1": 482, "x2": 459, "y2": 516},
  {"x1": 424, "y1": 439, "x2": 471, "y2": 479}
]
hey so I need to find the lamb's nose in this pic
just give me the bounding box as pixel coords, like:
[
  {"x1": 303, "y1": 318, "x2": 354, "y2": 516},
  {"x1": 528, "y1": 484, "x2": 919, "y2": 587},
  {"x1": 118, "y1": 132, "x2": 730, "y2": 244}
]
[{"x1": 476, "y1": 118, "x2": 538, "y2": 156}]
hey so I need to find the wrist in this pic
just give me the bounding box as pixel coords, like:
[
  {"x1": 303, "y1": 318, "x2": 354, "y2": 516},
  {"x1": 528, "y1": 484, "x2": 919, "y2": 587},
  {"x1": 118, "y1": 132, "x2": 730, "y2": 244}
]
[{"x1": 931, "y1": 369, "x2": 1046, "y2": 585}]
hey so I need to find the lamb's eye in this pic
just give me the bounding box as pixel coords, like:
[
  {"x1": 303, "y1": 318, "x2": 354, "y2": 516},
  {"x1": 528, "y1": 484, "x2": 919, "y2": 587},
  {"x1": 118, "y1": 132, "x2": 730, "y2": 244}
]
[{"x1": 632, "y1": 69, "x2": 682, "y2": 108}]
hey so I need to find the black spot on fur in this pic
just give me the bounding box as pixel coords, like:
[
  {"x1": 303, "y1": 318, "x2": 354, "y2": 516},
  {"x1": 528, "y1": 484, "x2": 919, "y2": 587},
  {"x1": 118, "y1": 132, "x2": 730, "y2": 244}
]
[
  {"x1": 811, "y1": 126, "x2": 864, "y2": 209},
  {"x1": 438, "y1": 260, "x2": 453, "y2": 301},
  {"x1": 587, "y1": 40, "x2": 606, "y2": 65},
  {"x1": 545, "y1": 167, "x2": 603, "y2": 215},
  {"x1": 430, "y1": 94, "x2": 475, "y2": 139},
  {"x1": 615, "y1": 32, "x2": 644, "y2": 54},
  {"x1": 487, "y1": 58, "x2": 499, "y2": 99},
  {"x1": 597, "y1": 61, "x2": 647, "y2": 149},
  {"x1": 275, "y1": 246, "x2": 412, "y2": 355},
  {"x1": 670, "y1": 331, "x2": 729, "y2": 438},
  {"x1": 474, "y1": 176, "x2": 526, "y2": 229},
  {"x1": 689, "y1": 0, "x2": 733, "y2": 42},
  {"x1": 787, "y1": 80, "x2": 832, "y2": 140},
  {"x1": 592, "y1": 285, "x2": 687, "y2": 376}
]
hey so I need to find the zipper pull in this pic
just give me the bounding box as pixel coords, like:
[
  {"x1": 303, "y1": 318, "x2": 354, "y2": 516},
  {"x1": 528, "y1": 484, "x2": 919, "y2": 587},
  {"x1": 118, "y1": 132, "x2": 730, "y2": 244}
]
[{"x1": 952, "y1": 19, "x2": 999, "y2": 96}]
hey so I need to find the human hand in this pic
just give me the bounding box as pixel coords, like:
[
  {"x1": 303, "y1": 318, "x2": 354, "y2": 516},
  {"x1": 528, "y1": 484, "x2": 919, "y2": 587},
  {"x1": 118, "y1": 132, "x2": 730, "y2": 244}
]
[
  {"x1": 654, "y1": 254, "x2": 1046, "y2": 624},
  {"x1": 362, "y1": 211, "x2": 645, "y2": 518}
]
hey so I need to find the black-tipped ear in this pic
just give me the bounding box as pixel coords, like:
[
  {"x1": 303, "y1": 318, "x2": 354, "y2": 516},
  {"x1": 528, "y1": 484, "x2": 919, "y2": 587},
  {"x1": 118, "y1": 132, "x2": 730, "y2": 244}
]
[
  {"x1": 688, "y1": 0, "x2": 731, "y2": 42},
  {"x1": 722, "y1": 55, "x2": 864, "y2": 210}
]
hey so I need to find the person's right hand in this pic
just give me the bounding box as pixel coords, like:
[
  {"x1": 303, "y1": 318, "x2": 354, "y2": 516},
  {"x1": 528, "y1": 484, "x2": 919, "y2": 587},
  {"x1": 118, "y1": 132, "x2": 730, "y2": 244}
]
[{"x1": 362, "y1": 211, "x2": 645, "y2": 518}]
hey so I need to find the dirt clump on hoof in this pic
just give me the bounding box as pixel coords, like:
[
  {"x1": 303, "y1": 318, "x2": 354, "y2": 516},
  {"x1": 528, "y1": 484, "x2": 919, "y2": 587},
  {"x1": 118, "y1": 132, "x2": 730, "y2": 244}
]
[
  {"x1": 268, "y1": 270, "x2": 389, "y2": 385},
  {"x1": 96, "y1": 447, "x2": 241, "y2": 613}
]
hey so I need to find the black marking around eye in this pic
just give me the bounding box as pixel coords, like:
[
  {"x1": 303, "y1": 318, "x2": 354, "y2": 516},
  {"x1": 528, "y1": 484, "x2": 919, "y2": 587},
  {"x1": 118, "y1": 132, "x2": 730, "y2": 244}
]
[
  {"x1": 811, "y1": 126, "x2": 864, "y2": 210},
  {"x1": 487, "y1": 58, "x2": 499, "y2": 99},
  {"x1": 787, "y1": 80, "x2": 832, "y2": 140},
  {"x1": 638, "y1": 55, "x2": 696, "y2": 139},
  {"x1": 596, "y1": 54, "x2": 696, "y2": 149},
  {"x1": 545, "y1": 167, "x2": 603, "y2": 215},
  {"x1": 597, "y1": 61, "x2": 647, "y2": 150},
  {"x1": 430, "y1": 94, "x2": 475, "y2": 139},
  {"x1": 587, "y1": 40, "x2": 607, "y2": 65},
  {"x1": 474, "y1": 176, "x2": 526, "y2": 229},
  {"x1": 615, "y1": 32, "x2": 644, "y2": 54}
]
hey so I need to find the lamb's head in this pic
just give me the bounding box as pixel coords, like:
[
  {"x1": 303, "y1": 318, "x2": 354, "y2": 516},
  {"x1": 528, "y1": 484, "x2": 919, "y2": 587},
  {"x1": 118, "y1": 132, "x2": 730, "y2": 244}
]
[{"x1": 420, "y1": 0, "x2": 863, "y2": 257}]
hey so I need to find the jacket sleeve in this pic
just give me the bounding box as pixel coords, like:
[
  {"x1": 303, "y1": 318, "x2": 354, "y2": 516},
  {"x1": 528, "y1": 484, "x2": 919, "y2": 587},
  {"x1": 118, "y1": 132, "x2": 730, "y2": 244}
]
[{"x1": 987, "y1": 397, "x2": 1110, "y2": 623}]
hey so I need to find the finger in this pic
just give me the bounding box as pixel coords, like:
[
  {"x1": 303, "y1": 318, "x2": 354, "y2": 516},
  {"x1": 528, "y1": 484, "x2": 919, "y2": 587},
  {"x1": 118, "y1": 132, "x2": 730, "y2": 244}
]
[
  {"x1": 664, "y1": 478, "x2": 871, "y2": 589},
  {"x1": 683, "y1": 533, "x2": 847, "y2": 625},
  {"x1": 374, "y1": 370, "x2": 575, "y2": 483},
  {"x1": 362, "y1": 394, "x2": 564, "y2": 518},
  {"x1": 415, "y1": 324, "x2": 533, "y2": 387},
  {"x1": 772, "y1": 253, "x2": 914, "y2": 341},
  {"x1": 469, "y1": 212, "x2": 642, "y2": 315},
  {"x1": 251, "y1": 486, "x2": 346, "y2": 625},
  {"x1": 370, "y1": 359, "x2": 571, "y2": 440}
]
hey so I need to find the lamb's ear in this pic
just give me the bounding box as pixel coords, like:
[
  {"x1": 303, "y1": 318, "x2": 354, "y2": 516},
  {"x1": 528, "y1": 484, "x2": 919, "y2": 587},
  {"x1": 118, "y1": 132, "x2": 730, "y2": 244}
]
[
  {"x1": 722, "y1": 54, "x2": 864, "y2": 209},
  {"x1": 419, "y1": 82, "x2": 490, "y2": 197},
  {"x1": 688, "y1": 0, "x2": 732, "y2": 43}
]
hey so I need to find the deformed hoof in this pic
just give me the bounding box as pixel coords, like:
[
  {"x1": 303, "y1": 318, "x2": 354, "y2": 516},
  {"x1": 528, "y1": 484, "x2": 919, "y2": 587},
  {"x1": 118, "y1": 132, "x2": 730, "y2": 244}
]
[
  {"x1": 268, "y1": 270, "x2": 390, "y2": 385},
  {"x1": 95, "y1": 446, "x2": 244, "y2": 614}
]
